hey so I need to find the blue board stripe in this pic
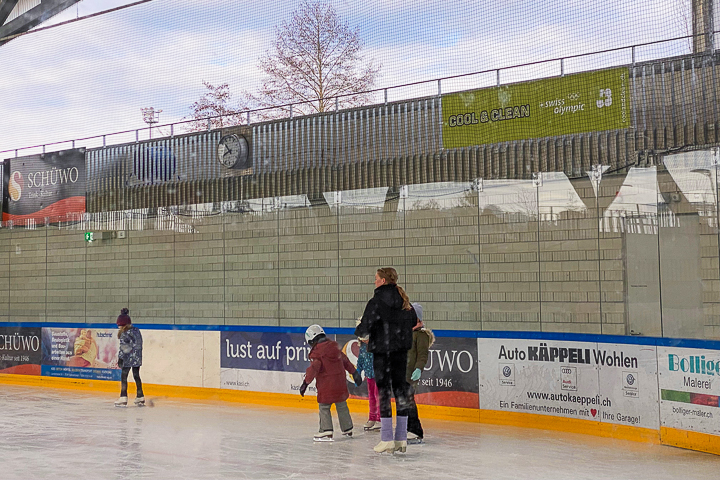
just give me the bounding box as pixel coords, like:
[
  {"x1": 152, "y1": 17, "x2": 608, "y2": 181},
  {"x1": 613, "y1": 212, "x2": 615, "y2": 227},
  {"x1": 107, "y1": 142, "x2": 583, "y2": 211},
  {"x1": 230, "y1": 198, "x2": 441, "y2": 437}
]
[{"x1": 2, "y1": 322, "x2": 720, "y2": 350}]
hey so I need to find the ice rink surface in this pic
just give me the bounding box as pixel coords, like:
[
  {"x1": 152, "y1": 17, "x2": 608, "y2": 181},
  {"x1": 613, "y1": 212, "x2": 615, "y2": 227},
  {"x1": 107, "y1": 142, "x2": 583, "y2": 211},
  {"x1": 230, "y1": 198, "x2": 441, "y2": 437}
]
[{"x1": 1, "y1": 385, "x2": 719, "y2": 480}]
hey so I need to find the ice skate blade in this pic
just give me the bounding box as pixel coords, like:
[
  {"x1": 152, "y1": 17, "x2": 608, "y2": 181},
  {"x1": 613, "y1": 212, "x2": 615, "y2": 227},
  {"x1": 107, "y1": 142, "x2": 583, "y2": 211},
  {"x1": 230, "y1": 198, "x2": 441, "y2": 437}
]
[
  {"x1": 313, "y1": 437, "x2": 334, "y2": 442},
  {"x1": 114, "y1": 404, "x2": 127, "y2": 408},
  {"x1": 407, "y1": 438, "x2": 424, "y2": 445}
]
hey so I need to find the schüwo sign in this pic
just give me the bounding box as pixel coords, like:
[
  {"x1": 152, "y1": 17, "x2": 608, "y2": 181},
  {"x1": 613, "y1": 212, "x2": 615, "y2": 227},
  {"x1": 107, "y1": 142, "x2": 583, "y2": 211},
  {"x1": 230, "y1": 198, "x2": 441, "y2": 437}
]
[
  {"x1": 3, "y1": 148, "x2": 86, "y2": 221},
  {"x1": 0, "y1": 327, "x2": 42, "y2": 376},
  {"x1": 442, "y1": 67, "x2": 630, "y2": 148}
]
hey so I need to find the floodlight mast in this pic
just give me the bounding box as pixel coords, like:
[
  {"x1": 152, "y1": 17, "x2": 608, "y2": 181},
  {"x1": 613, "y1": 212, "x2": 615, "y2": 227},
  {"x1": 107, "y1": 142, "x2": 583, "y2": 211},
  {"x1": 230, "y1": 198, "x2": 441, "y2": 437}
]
[{"x1": 141, "y1": 107, "x2": 162, "y2": 139}]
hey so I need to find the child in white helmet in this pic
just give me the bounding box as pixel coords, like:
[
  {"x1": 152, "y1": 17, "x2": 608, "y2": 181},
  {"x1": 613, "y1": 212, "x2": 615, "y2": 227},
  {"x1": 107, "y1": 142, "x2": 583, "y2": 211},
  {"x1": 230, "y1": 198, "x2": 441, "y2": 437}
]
[{"x1": 299, "y1": 324, "x2": 362, "y2": 442}]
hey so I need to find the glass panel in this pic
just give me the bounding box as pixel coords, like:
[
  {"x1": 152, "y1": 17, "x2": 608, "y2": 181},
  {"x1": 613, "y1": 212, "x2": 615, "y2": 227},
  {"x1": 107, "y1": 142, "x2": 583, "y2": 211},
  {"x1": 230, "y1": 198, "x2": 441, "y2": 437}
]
[
  {"x1": 279, "y1": 195, "x2": 338, "y2": 328},
  {"x1": 174, "y1": 211, "x2": 225, "y2": 325},
  {"x1": 224, "y1": 198, "x2": 279, "y2": 326},
  {"x1": 402, "y1": 181, "x2": 480, "y2": 330},
  {"x1": 128, "y1": 212, "x2": 175, "y2": 324},
  {"x1": 662, "y1": 151, "x2": 720, "y2": 339},
  {"x1": 0, "y1": 229, "x2": 9, "y2": 322},
  {"x1": 538, "y1": 173, "x2": 601, "y2": 333},
  {"x1": 478, "y1": 179, "x2": 540, "y2": 331},
  {"x1": 85, "y1": 216, "x2": 129, "y2": 323},
  {"x1": 46, "y1": 228, "x2": 86, "y2": 323},
  {"x1": 600, "y1": 167, "x2": 661, "y2": 336},
  {"x1": 338, "y1": 187, "x2": 402, "y2": 329},
  {"x1": 8, "y1": 228, "x2": 47, "y2": 322}
]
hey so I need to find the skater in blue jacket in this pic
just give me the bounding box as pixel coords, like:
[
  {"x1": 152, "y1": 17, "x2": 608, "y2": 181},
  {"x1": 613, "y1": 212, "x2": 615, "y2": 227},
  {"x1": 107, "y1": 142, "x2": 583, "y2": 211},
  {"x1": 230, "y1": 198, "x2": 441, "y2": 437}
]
[{"x1": 114, "y1": 308, "x2": 145, "y2": 407}]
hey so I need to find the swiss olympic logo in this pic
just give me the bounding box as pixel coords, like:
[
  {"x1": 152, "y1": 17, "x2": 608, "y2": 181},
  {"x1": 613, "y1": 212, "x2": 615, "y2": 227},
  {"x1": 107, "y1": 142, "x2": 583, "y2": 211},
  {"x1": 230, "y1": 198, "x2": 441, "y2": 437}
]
[{"x1": 9, "y1": 171, "x2": 22, "y2": 201}]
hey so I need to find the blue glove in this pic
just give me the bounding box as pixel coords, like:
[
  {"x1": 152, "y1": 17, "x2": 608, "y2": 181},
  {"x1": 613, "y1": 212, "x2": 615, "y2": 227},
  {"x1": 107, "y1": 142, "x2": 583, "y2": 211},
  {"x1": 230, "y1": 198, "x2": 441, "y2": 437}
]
[{"x1": 411, "y1": 368, "x2": 421, "y2": 381}]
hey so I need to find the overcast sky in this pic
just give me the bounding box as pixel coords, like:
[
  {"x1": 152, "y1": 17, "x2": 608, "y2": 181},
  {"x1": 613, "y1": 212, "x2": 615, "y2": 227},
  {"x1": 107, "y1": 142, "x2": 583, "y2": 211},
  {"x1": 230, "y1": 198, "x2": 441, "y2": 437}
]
[{"x1": 0, "y1": 0, "x2": 693, "y2": 155}]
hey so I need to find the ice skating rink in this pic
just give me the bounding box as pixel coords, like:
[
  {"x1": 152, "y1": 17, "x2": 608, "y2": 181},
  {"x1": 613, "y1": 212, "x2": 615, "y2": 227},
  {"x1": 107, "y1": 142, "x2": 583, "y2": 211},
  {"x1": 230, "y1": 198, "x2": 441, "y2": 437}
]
[{"x1": 1, "y1": 385, "x2": 719, "y2": 480}]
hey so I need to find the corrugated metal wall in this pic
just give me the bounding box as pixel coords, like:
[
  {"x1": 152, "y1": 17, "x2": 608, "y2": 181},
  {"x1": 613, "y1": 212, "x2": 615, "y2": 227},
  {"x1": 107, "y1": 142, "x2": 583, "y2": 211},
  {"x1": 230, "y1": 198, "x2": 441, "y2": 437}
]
[
  {"x1": 86, "y1": 52, "x2": 720, "y2": 212},
  {"x1": 253, "y1": 98, "x2": 442, "y2": 172}
]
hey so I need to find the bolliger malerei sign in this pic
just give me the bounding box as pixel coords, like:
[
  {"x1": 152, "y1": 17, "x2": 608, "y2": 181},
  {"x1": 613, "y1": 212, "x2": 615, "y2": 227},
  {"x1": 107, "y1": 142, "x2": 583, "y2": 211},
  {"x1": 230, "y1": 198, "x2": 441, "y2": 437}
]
[{"x1": 3, "y1": 148, "x2": 86, "y2": 222}]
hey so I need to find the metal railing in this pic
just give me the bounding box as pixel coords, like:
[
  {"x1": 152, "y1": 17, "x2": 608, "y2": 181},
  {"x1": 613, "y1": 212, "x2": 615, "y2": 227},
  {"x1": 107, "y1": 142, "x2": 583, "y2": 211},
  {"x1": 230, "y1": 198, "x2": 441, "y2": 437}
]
[{"x1": 1, "y1": 30, "x2": 717, "y2": 159}]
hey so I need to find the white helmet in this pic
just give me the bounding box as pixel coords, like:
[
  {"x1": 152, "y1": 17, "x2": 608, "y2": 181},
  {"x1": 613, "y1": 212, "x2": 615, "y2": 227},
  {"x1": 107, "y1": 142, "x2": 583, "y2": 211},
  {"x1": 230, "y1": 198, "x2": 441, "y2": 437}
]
[{"x1": 305, "y1": 324, "x2": 325, "y2": 344}]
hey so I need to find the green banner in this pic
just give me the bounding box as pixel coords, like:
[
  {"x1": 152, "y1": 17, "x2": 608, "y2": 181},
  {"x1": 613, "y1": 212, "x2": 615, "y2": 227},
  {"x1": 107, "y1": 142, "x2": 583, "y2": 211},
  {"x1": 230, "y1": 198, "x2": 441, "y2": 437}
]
[{"x1": 442, "y1": 67, "x2": 630, "y2": 148}]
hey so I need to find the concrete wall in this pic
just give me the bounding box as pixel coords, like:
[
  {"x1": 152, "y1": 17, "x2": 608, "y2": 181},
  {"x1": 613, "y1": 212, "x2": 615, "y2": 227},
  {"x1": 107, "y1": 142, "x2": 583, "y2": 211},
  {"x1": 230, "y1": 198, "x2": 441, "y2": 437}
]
[{"x1": 1, "y1": 170, "x2": 719, "y2": 339}]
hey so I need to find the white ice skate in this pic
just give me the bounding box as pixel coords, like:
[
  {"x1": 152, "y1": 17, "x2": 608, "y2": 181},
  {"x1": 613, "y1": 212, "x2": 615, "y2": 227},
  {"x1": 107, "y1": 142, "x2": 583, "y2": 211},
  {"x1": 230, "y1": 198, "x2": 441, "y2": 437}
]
[
  {"x1": 341, "y1": 428, "x2": 353, "y2": 438},
  {"x1": 364, "y1": 420, "x2": 380, "y2": 431},
  {"x1": 373, "y1": 440, "x2": 396, "y2": 453},
  {"x1": 407, "y1": 432, "x2": 424, "y2": 445},
  {"x1": 114, "y1": 396, "x2": 128, "y2": 407},
  {"x1": 134, "y1": 397, "x2": 145, "y2": 406},
  {"x1": 313, "y1": 431, "x2": 333, "y2": 442}
]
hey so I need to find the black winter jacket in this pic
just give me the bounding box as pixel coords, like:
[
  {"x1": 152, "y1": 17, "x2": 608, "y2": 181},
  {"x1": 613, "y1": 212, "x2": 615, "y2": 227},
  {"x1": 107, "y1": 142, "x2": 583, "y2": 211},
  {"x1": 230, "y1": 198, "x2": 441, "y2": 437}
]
[{"x1": 355, "y1": 284, "x2": 416, "y2": 354}]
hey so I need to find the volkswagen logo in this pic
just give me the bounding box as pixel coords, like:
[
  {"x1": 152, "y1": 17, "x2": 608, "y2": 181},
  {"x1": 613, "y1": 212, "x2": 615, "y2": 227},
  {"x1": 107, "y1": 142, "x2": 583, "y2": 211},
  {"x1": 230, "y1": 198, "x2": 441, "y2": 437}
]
[
  {"x1": 503, "y1": 366, "x2": 512, "y2": 377},
  {"x1": 626, "y1": 373, "x2": 635, "y2": 386}
]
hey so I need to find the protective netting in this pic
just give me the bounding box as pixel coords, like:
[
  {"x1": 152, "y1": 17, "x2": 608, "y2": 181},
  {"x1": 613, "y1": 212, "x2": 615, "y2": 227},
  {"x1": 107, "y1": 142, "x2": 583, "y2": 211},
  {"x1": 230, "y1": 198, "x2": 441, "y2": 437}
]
[
  {"x1": 0, "y1": 0, "x2": 714, "y2": 153},
  {"x1": 1, "y1": 1, "x2": 720, "y2": 340}
]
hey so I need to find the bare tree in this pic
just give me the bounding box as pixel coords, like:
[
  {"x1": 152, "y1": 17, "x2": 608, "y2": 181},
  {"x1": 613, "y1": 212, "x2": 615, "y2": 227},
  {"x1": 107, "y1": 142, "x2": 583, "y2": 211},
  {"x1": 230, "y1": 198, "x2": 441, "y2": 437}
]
[
  {"x1": 674, "y1": 0, "x2": 693, "y2": 53},
  {"x1": 185, "y1": 81, "x2": 248, "y2": 132},
  {"x1": 247, "y1": 0, "x2": 380, "y2": 119}
]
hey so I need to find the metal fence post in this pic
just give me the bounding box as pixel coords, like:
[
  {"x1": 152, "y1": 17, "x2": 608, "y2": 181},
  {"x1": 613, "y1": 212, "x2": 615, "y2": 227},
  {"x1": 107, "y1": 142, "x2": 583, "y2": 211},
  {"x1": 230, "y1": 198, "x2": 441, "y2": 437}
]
[
  {"x1": 496, "y1": 69, "x2": 501, "y2": 87},
  {"x1": 437, "y1": 79, "x2": 442, "y2": 96},
  {"x1": 247, "y1": 111, "x2": 250, "y2": 125},
  {"x1": 384, "y1": 89, "x2": 388, "y2": 105},
  {"x1": 560, "y1": 58, "x2": 565, "y2": 77}
]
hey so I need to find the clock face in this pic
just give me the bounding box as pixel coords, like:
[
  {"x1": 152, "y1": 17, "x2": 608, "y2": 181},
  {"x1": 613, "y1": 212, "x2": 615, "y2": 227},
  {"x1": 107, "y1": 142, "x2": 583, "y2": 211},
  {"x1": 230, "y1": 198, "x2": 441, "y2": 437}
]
[{"x1": 218, "y1": 134, "x2": 249, "y2": 169}]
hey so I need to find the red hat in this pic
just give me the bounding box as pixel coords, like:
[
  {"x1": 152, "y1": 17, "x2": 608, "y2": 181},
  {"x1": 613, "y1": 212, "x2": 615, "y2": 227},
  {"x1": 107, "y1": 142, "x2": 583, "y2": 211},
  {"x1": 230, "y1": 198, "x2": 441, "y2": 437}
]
[{"x1": 117, "y1": 308, "x2": 131, "y2": 326}]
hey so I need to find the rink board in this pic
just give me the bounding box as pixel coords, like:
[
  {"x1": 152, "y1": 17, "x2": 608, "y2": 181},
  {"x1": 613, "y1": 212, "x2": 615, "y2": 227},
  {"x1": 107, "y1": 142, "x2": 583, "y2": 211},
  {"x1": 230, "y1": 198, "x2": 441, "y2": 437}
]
[
  {"x1": 1, "y1": 323, "x2": 719, "y2": 455},
  {"x1": 477, "y1": 338, "x2": 660, "y2": 430}
]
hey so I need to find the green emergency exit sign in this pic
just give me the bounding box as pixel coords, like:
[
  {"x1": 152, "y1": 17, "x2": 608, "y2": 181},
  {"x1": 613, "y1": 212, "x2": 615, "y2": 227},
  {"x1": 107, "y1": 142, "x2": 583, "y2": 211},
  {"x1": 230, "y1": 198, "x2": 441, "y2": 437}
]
[{"x1": 84, "y1": 232, "x2": 94, "y2": 242}]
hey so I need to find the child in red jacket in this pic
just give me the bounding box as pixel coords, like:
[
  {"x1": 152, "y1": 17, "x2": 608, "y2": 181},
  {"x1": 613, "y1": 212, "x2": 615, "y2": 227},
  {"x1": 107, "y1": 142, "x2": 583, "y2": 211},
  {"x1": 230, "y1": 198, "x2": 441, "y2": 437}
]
[{"x1": 299, "y1": 324, "x2": 362, "y2": 442}]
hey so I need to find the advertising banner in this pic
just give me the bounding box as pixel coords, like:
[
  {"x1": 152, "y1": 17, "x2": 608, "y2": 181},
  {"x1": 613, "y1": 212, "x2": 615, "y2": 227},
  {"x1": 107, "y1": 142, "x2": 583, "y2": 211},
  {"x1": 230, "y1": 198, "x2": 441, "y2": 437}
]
[
  {"x1": 477, "y1": 338, "x2": 658, "y2": 429},
  {"x1": 442, "y1": 67, "x2": 630, "y2": 148},
  {"x1": 220, "y1": 331, "x2": 315, "y2": 396},
  {"x1": 657, "y1": 346, "x2": 720, "y2": 437},
  {"x1": 3, "y1": 148, "x2": 86, "y2": 221},
  {"x1": 41, "y1": 328, "x2": 120, "y2": 381},
  {"x1": 337, "y1": 334, "x2": 479, "y2": 409},
  {"x1": 337, "y1": 335, "x2": 368, "y2": 398},
  {"x1": 414, "y1": 336, "x2": 479, "y2": 408},
  {"x1": 0, "y1": 326, "x2": 42, "y2": 375}
]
